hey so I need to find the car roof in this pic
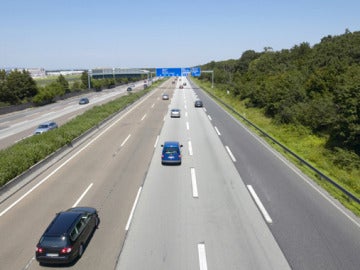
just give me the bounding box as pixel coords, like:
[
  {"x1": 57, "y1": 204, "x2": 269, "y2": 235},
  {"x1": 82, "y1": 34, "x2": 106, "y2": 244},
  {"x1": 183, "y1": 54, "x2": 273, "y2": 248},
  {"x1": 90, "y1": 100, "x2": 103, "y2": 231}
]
[
  {"x1": 163, "y1": 141, "x2": 180, "y2": 147},
  {"x1": 39, "y1": 121, "x2": 55, "y2": 126},
  {"x1": 44, "y1": 212, "x2": 82, "y2": 236}
]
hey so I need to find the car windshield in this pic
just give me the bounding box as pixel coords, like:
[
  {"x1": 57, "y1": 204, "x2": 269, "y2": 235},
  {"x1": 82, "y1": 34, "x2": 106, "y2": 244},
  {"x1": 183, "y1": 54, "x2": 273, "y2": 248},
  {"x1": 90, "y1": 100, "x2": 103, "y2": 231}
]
[
  {"x1": 38, "y1": 124, "x2": 49, "y2": 128},
  {"x1": 40, "y1": 236, "x2": 68, "y2": 247},
  {"x1": 164, "y1": 147, "x2": 179, "y2": 154}
]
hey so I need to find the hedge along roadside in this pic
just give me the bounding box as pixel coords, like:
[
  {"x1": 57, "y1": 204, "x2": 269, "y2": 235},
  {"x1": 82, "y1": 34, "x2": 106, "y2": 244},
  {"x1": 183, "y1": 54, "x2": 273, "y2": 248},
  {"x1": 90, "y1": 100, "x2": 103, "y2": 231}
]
[{"x1": 0, "y1": 80, "x2": 163, "y2": 188}]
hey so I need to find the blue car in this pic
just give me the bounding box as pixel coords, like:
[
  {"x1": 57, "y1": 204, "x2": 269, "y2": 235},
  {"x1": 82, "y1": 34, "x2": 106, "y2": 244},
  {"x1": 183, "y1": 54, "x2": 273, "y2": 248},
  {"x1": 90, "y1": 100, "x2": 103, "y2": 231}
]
[{"x1": 161, "y1": 141, "x2": 183, "y2": 165}]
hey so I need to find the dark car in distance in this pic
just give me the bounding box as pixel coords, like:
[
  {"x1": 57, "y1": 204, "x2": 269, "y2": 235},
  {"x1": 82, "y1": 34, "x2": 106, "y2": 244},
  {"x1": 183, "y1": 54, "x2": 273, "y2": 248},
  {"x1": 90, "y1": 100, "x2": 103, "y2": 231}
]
[
  {"x1": 194, "y1": 100, "x2": 203, "y2": 107},
  {"x1": 79, "y1": 97, "x2": 89, "y2": 105},
  {"x1": 161, "y1": 141, "x2": 183, "y2": 165},
  {"x1": 35, "y1": 207, "x2": 99, "y2": 265}
]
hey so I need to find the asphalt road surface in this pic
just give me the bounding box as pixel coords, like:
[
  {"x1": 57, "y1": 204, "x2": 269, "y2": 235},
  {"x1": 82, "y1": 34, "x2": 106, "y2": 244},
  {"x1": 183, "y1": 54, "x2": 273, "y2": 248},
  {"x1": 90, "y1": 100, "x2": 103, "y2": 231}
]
[{"x1": 0, "y1": 77, "x2": 359, "y2": 270}]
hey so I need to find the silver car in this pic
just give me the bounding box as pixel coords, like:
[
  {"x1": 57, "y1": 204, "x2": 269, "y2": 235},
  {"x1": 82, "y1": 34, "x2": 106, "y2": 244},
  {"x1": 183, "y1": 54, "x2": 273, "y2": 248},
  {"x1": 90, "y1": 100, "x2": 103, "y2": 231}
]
[
  {"x1": 34, "y1": 121, "x2": 58, "y2": 135},
  {"x1": 170, "y1": 109, "x2": 181, "y2": 118}
]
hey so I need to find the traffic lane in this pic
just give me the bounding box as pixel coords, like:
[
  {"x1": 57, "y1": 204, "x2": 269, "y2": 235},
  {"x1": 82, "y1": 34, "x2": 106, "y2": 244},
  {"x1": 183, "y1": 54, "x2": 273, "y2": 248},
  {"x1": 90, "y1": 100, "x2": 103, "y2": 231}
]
[
  {"x1": 0, "y1": 81, "x2": 171, "y2": 269},
  {"x1": 117, "y1": 87, "x2": 290, "y2": 269},
  {"x1": 185, "y1": 89, "x2": 290, "y2": 269},
  {"x1": 116, "y1": 93, "x2": 196, "y2": 270},
  {"x1": 192, "y1": 84, "x2": 360, "y2": 269}
]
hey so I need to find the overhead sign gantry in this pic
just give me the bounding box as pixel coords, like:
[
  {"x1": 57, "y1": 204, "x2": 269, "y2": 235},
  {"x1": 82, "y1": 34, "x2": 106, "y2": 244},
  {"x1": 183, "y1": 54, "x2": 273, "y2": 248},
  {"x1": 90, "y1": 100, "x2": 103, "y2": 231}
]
[{"x1": 156, "y1": 67, "x2": 201, "y2": 77}]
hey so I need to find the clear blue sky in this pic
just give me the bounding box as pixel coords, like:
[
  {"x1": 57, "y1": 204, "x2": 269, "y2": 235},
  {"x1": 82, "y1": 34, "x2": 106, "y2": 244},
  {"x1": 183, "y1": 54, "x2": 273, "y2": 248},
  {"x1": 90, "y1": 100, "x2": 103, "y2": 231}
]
[{"x1": 1, "y1": 0, "x2": 359, "y2": 70}]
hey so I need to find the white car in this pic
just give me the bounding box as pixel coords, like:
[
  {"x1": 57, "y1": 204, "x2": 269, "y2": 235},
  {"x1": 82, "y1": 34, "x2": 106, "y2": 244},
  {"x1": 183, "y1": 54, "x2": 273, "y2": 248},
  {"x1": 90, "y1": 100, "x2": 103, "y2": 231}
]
[{"x1": 170, "y1": 109, "x2": 181, "y2": 118}]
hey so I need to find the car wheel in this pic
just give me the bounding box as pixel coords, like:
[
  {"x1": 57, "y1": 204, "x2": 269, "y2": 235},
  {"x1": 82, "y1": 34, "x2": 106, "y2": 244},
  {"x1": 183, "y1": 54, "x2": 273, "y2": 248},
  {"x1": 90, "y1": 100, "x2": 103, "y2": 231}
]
[
  {"x1": 78, "y1": 244, "x2": 84, "y2": 258},
  {"x1": 95, "y1": 216, "x2": 100, "y2": 228}
]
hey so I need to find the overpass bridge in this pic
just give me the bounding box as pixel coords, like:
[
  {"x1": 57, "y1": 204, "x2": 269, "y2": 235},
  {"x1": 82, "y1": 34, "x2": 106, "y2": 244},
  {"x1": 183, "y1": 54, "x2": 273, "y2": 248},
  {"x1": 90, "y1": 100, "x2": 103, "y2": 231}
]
[{"x1": 89, "y1": 68, "x2": 152, "y2": 79}]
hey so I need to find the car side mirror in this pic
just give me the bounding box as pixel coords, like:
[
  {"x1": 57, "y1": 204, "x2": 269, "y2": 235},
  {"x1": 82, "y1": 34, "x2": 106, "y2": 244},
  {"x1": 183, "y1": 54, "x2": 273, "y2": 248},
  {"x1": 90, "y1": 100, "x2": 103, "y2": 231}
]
[
  {"x1": 161, "y1": 144, "x2": 164, "y2": 147},
  {"x1": 180, "y1": 144, "x2": 183, "y2": 147}
]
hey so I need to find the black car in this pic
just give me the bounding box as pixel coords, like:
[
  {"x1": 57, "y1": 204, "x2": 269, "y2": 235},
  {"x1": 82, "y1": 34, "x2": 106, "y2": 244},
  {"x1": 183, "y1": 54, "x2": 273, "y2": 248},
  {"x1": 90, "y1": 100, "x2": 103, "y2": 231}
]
[
  {"x1": 35, "y1": 207, "x2": 99, "y2": 265},
  {"x1": 127, "y1": 87, "x2": 132, "y2": 91},
  {"x1": 194, "y1": 100, "x2": 203, "y2": 107}
]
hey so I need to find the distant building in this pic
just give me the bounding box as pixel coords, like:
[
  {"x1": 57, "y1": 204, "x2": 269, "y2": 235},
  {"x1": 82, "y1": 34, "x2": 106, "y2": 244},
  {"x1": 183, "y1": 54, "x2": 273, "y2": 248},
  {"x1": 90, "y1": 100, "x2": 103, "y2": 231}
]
[
  {"x1": 46, "y1": 70, "x2": 84, "y2": 76},
  {"x1": 26, "y1": 68, "x2": 46, "y2": 78}
]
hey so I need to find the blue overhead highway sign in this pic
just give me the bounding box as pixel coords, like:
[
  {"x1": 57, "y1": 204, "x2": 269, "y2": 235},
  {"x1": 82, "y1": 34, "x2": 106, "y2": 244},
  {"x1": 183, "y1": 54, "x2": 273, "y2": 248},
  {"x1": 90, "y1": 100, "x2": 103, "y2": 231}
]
[
  {"x1": 191, "y1": 67, "x2": 201, "y2": 77},
  {"x1": 156, "y1": 67, "x2": 201, "y2": 77}
]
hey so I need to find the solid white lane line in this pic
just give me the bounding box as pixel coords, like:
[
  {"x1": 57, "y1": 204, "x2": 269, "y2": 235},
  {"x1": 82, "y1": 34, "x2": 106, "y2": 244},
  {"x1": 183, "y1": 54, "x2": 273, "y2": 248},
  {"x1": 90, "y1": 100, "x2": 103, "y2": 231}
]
[
  {"x1": 225, "y1": 146, "x2": 236, "y2": 162},
  {"x1": 198, "y1": 243, "x2": 208, "y2": 270},
  {"x1": 23, "y1": 256, "x2": 35, "y2": 270},
  {"x1": 154, "y1": 135, "x2": 159, "y2": 148},
  {"x1": 141, "y1": 113, "x2": 147, "y2": 121},
  {"x1": 207, "y1": 115, "x2": 212, "y2": 121},
  {"x1": 186, "y1": 122, "x2": 190, "y2": 130},
  {"x1": 188, "y1": 141, "x2": 193, "y2": 156},
  {"x1": 214, "y1": 126, "x2": 221, "y2": 136},
  {"x1": 151, "y1": 103, "x2": 155, "y2": 108},
  {"x1": 73, "y1": 183, "x2": 93, "y2": 207},
  {"x1": 247, "y1": 185, "x2": 273, "y2": 224},
  {"x1": 121, "y1": 134, "x2": 131, "y2": 147},
  {"x1": 191, "y1": 168, "x2": 199, "y2": 198},
  {"x1": 125, "y1": 186, "x2": 142, "y2": 231}
]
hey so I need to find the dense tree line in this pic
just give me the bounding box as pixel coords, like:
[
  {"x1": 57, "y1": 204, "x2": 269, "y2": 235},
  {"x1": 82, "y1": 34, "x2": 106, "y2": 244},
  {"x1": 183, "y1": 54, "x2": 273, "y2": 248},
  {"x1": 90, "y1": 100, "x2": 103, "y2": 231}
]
[
  {"x1": 199, "y1": 30, "x2": 360, "y2": 154},
  {"x1": 0, "y1": 70, "x2": 144, "y2": 106}
]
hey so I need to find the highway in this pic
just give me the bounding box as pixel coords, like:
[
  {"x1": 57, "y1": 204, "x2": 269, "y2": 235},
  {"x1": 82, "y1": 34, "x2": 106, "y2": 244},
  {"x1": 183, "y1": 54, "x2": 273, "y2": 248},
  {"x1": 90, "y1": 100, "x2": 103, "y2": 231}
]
[
  {"x1": 0, "y1": 77, "x2": 359, "y2": 269},
  {"x1": 0, "y1": 81, "x2": 148, "y2": 149}
]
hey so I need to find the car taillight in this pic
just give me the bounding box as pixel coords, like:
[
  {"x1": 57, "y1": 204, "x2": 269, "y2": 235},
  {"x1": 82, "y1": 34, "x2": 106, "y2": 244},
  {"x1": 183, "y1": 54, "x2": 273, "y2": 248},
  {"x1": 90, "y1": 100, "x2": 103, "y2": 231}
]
[
  {"x1": 36, "y1": 247, "x2": 44, "y2": 253},
  {"x1": 60, "y1": 247, "x2": 72, "y2": 254}
]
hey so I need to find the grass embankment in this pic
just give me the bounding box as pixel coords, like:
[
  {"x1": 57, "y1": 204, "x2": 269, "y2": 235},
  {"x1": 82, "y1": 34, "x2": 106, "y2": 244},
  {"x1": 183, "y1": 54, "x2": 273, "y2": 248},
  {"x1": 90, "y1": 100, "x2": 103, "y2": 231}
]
[
  {"x1": 0, "y1": 80, "x2": 162, "y2": 187},
  {"x1": 193, "y1": 79, "x2": 360, "y2": 216}
]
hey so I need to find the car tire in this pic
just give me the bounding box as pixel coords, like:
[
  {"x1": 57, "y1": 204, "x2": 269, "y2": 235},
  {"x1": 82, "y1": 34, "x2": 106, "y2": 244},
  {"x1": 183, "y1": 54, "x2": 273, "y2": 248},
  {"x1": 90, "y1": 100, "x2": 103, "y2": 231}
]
[
  {"x1": 95, "y1": 216, "x2": 100, "y2": 228},
  {"x1": 78, "y1": 244, "x2": 84, "y2": 258}
]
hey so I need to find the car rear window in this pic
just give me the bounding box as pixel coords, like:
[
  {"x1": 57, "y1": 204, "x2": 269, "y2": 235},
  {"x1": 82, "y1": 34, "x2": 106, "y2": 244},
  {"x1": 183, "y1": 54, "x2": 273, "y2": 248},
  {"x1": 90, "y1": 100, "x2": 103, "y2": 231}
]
[
  {"x1": 40, "y1": 236, "x2": 69, "y2": 247},
  {"x1": 164, "y1": 147, "x2": 179, "y2": 154}
]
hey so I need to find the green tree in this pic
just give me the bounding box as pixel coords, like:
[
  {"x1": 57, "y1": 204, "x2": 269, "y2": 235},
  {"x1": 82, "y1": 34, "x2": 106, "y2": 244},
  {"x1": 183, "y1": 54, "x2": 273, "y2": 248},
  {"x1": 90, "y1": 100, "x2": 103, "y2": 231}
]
[
  {"x1": 5, "y1": 70, "x2": 37, "y2": 104},
  {"x1": 81, "y1": 71, "x2": 89, "y2": 88},
  {"x1": 57, "y1": 74, "x2": 70, "y2": 93}
]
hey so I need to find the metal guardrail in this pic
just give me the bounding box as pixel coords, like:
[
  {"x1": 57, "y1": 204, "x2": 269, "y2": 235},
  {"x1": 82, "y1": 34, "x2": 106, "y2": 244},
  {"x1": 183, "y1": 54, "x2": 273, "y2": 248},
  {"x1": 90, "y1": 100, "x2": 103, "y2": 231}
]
[{"x1": 192, "y1": 80, "x2": 360, "y2": 205}]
